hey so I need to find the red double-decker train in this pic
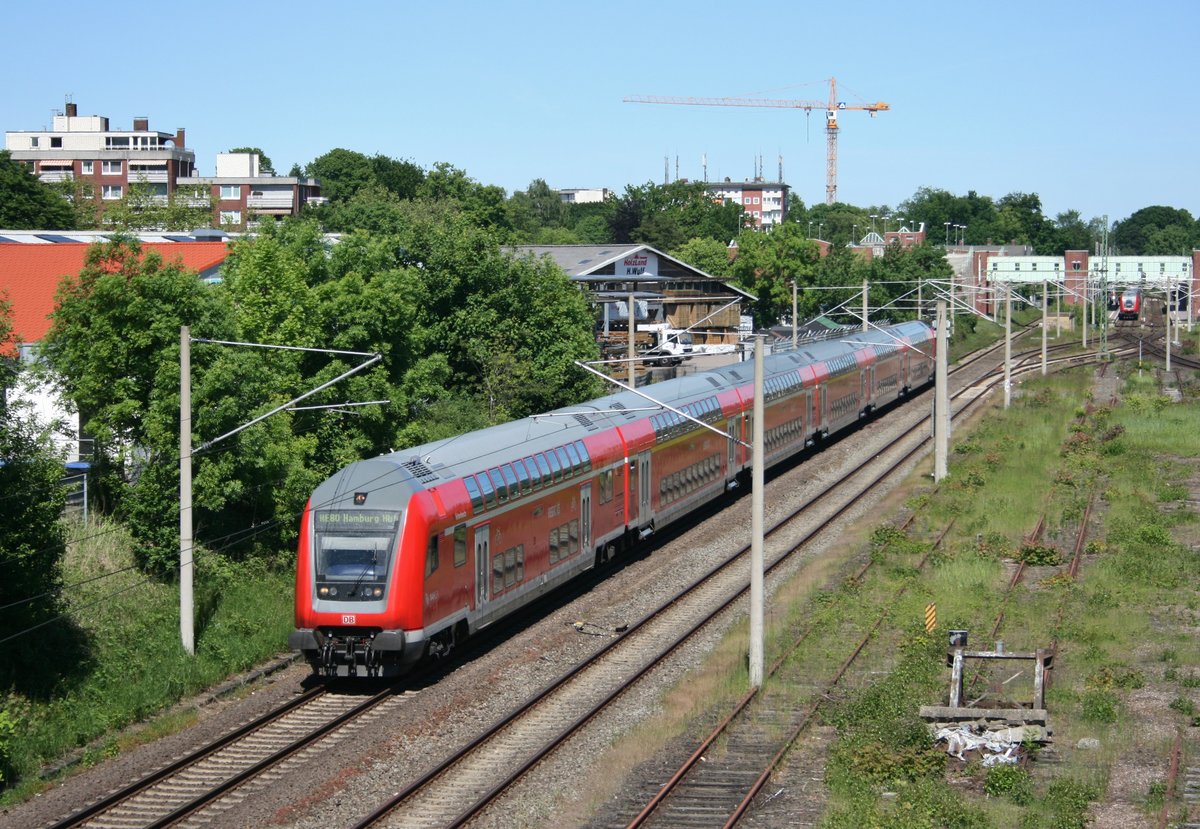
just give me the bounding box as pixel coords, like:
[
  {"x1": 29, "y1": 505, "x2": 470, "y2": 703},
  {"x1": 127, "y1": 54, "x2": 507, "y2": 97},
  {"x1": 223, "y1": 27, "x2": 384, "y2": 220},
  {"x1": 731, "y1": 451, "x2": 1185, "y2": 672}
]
[
  {"x1": 1117, "y1": 287, "x2": 1143, "y2": 320},
  {"x1": 290, "y1": 321, "x2": 936, "y2": 676}
]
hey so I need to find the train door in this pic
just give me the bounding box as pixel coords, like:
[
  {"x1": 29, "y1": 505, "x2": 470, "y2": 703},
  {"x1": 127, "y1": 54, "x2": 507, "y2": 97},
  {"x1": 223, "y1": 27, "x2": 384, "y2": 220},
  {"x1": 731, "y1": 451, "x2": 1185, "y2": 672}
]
[
  {"x1": 638, "y1": 451, "x2": 652, "y2": 521},
  {"x1": 817, "y1": 385, "x2": 828, "y2": 433},
  {"x1": 863, "y1": 367, "x2": 873, "y2": 408},
  {"x1": 727, "y1": 416, "x2": 739, "y2": 474},
  {"x1": 580, "y1": 483, "x2": 592, "y2": 555},
  {"x1": 473, "y1": 524, "x2": 490, "y2": 610}
]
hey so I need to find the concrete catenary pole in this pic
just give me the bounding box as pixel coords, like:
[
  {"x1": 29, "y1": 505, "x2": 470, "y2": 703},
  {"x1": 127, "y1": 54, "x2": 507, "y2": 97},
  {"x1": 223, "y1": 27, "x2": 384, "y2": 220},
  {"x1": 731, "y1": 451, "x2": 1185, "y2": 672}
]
[
  {"x1": 1004, "y1": 283, "x2": 1012, "y2": 409},
  {"x1": 791, "y1": 280, "x2": 798, "y2": 349},
  {"x1": 934, "y1": 301, "x2": 949, "y2": 482},
  {"x1": 627, "y1": 288, "x2": 637, "y2": 389},
  {"x1": 1041, "y1": 280, "x2": 1048, "y2": 376},
  {"x1": 749, "y1": 335, "x2": 765, "y2": 687},
  {"x1": 862, "y1": 279, "x2": 869, "y2": 331},
  {"x1": 1165, "y1": 291, "x2": 1172, "y2": 372},
  {"x1": 180, "y1": 326, "x2": 194, "y2": 655}
]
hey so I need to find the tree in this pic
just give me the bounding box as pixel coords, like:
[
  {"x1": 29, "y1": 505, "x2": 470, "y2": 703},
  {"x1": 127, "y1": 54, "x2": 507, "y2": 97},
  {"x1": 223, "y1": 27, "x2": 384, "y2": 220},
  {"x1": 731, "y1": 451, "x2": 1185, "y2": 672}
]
[
  {"x1": 0, "y1": 296, "x2": 71, "y2": 690},
  {"x1": 672, "y1": 237, "x2": 734, "y2": 278},
  {"x1": 1112, "y1": 206, "x2": 1196, "y2": 255},
  {"x1": 370, "y1": 154, "x2": 424, "y2": 200},
  {"x1": 101, "y1": 182, "x2": 213, "y2": 231},
  {"x1": 40, "y1": 237, "x2": 235, "y2": 570},
  {"x1": 729, "y1": 223, "x2": 820, "y2": 326},
  {"x1": 227, "y1": 147, "x2": 276, "y2": 174},
  {"x1": 305, "y1": 148, "x2": 379, "y2": 203},
  {"x1": 0, "y1": 150, "x2": 75, "y2": 229}
]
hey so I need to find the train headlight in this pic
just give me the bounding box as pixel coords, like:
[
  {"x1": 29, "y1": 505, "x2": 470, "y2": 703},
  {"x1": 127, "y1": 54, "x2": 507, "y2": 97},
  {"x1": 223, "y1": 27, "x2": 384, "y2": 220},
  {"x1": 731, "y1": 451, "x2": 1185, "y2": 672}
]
[
  {"x1": 328, "y1": 586, "x2": 338, "y2": 598},
  {"x1": 318, "y1": 586, "x2": 329, "y2": 597},
  {"x1": 372, "y1": 587, "x2": 383, "y2": 598}
]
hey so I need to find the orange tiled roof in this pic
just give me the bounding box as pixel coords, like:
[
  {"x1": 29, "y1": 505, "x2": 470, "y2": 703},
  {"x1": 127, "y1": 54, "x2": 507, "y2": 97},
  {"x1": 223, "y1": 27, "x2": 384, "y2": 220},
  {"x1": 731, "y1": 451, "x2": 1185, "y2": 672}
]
[{"x1": 0, "y1": 241, "x2": 229, "y2": 350}]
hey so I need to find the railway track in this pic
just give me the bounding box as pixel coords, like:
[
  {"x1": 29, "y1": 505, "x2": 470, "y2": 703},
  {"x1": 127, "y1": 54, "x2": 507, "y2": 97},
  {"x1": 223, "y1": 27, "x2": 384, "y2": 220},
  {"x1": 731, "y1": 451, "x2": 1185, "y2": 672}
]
[{"x1": 46, "y1": 685, "x2": 414, "y2": 829}]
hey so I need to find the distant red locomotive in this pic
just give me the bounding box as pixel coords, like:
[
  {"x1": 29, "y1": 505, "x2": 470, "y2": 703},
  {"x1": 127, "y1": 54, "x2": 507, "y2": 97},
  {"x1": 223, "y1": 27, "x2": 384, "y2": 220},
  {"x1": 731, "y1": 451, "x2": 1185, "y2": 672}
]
[
  {"x1": 1117, "y1": 288, "x2": 1143, "y2": 321},
  {"x1": 290, "y1": 321, "x2": 936, "y2": 676}
]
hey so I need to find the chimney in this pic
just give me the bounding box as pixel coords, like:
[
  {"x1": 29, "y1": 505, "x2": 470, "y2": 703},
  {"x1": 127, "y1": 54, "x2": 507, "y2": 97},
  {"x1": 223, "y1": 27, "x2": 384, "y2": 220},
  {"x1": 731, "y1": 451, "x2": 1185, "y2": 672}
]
[
  {"x1": 175, "y1": 127, "x2": 186, "y2": 148},
  {"x1": 65, "y1": 102, "x2": 77, "y2": 117},
  {"x1": 133, "y1": 116, "x2": 149, "y2": 131}
]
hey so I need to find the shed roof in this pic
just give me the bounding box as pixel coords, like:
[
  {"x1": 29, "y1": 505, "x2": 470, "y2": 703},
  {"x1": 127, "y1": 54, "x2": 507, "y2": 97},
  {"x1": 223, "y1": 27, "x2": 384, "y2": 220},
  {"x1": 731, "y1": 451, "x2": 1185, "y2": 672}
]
[{"x1": 0, "y1": 241, "x2": 229, "y2": 349}]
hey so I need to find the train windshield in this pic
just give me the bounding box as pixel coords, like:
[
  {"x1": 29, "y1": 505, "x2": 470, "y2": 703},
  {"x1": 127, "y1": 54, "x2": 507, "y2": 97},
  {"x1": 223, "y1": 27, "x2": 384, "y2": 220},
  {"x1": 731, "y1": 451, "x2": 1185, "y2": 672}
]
[{"x1": 312, "y1": 509, "x2": 401, "y2": 583}]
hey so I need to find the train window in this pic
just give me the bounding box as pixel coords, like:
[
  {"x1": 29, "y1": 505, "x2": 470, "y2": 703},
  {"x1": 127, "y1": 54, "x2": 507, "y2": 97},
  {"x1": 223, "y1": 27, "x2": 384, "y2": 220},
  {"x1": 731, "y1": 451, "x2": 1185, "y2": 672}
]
[
  {"x1": 534, "y1": 453, "x2": 552, "y2": 486},
  {"x1": 477, "y1": 473, "x2": 496, "y2": 509},
  {"x1": 516, "y1": 545, "x2": 525, "y2": 582},
  {"x1": 564, "y1": 442, "x2": 581, "y2": 472},
  {"x1": 555, "y1": 447, "x2": 572, "y2": 477},
  {"x1": 488, "y1": 469, "x2": 508, "y2": 503},
  {"x1": 523, "y1": 457, "x2": 542, "y2": 489},
  {"x1": 569, "y1": 520, "x2": 579, "y2": 555},
  {"x1": 504, "y1": 548, "x2": 517, "y2": 587},
  {"x1": 574, "y1": 440, "x2": 591, "y2": 471},
  {"x1": 545, "y1": 450, "x2": 562, "y2": 482},
  {"x1": 426, "y1": 535, "x2": 439, "y2": 576},
  {"x1": 513, "y1": 459, "x2": 531, "y2": 494},
  {"x1": 492, "y1": 553, "x2": 504, "y2": 594},
  {"x1": 549, "y1": 527, "x2": 560, "y2": 563},
  {"x1": 464, "y1": 476, "x2": 484, "y2": 512},
  {"x1": 501, "y1": 465, "x2": 519, "y2": 499},
  {"x1": 600, "y1": 469, "x2": 614, "y2": 502},
  {"x1": 454, "y1": 525, "x2": 467, "y2": 567}
]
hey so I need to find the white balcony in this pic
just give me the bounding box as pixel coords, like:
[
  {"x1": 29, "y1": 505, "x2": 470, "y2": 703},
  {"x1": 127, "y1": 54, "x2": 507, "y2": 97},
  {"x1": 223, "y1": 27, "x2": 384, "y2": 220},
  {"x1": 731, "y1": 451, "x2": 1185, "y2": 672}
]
[
  {"x1": 247, "y1": 194, "x2": 294, "y2": 210},
  {"x1": 39, "y1": 171, "x2": 74, "y2": 183},
  {"x1": 129, "y1": 170, "x2": 169, "y2": 184}
]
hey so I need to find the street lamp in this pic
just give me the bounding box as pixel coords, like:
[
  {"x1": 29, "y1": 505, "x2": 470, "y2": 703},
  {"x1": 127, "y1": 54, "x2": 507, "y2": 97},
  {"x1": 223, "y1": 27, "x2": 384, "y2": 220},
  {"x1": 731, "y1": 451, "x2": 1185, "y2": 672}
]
[
  {"x1": 870, "y1": 214, "x2": 878, "y2": 235},
  {"x1": 808, "y1": 220, "x2": 813, "y2": 238},
  {"x1": 852, "y1": 223, "x2": 858, "y2": 243},
  {"x1": 944, "y1": 221, "x2": 951, "y2": 246},
  {"x1": 818, "y1": 222, "x2": 824, "y2": 240},
  {"x1": 962, "y1": 224, "x2": 968, "y2": 246}
]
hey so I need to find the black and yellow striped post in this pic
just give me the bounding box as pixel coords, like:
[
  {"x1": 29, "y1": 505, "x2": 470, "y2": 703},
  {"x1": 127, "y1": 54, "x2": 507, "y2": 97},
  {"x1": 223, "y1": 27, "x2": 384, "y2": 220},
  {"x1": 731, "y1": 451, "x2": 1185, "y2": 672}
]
[{"x1": 924, "y1": 602, "x2": 937, "y2": 633}]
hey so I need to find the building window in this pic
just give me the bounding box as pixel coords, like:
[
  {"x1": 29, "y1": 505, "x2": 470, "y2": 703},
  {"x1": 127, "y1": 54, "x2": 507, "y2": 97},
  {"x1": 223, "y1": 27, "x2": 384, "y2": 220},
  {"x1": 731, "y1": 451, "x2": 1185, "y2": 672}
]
[
  {"x1": 102, "y1": 185, "x2": 123, "y2": 200},
  {"x1": 30, "y1": 137, "x2": 38, "y2": 148},
  {"x1": 220, "y1": 210, "x2": 242, "y2": 226},
  {"x1": 102, "y1": 160, "x2": 122, "y2": 175},
  {"x1": 50, "y1": 136, "x2": 62, "y2": 148},
  {"x1": 219, "y1": 184, "x2": 241, "y2": 199},
  {"x1": 81, "y1": 161, "x2": 93, "y2": 175},
  {"x1": 1071, "y1": 261, "x2": 1081, "y2": 271}
]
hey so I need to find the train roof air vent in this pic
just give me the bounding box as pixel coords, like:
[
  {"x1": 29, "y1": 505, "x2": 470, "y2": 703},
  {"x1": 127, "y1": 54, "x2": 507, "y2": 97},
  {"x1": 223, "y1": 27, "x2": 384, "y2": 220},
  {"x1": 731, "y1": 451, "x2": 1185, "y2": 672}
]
[
  {"x1": 705, "y1": 377, "x2": 722, "y2": 389},
  {"x1": 400, "y1": 458, "x2": 438, "y2": 482},
  {"x1": 573, "y1": 413, "x2": 598, "y2": 431},
  {"x1": 613, "y1": 401, "x2": 636, "y2": 420}
]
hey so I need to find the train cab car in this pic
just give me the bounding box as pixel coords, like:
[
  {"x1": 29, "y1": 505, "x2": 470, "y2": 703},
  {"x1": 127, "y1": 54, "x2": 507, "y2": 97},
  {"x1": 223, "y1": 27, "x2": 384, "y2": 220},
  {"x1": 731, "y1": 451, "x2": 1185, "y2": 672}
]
[{"x1": 1117, "y1": 288, "x2": 1143, "y2": 321}]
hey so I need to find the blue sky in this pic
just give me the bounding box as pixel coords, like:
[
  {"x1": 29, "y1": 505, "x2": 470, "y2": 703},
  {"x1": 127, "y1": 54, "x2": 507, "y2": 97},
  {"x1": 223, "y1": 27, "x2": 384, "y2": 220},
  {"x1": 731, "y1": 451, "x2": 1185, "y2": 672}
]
[{"x1": 6, "y1": 0, "x2": 1196, "y2": 224}]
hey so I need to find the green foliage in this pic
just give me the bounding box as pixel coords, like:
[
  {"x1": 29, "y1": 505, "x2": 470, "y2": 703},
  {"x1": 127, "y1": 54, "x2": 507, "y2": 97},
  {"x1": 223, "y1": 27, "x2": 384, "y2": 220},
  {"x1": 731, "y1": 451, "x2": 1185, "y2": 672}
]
[
  {"x1": 1017, "y1": 543, "x2": 1062, "y2": 566},
  {"x1": 0, "y1": 149, "x2": 75, "y2": 229},
  {"x1": 984, "y1": 763, "x2": 1033, "y2": 804},
  {"x1": 1112, "y1": 206, "x2": 1197, "y2": 255},
  {"x1": 1041, "y1": 777, "x2": 1101, "y2": 828},
  {"x1": 101, "y1": 182, "x2": 213, "y2": 232},
  {"x1": 1079, "y1": 688, "x2": 1118, "y2": 723},
  {"x1": 729, "y1": 222, "x2": 819, "y2": 326},
  {"x1": 671, "y1": 237, "x2": 733, "y2": 278},
  {"x1": 0, "y1": 708, "x2": 15, "y2": 784},
  {"x1": 1169, "y1": 696, "x2": 1195, "y2": 717}
]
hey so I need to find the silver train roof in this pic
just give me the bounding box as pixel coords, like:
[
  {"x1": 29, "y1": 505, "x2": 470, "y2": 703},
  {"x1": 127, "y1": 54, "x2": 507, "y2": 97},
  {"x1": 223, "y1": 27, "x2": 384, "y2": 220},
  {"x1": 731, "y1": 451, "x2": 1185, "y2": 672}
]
[{"x1": 363, "y1": 321, "x2": 931, "y2": 488}]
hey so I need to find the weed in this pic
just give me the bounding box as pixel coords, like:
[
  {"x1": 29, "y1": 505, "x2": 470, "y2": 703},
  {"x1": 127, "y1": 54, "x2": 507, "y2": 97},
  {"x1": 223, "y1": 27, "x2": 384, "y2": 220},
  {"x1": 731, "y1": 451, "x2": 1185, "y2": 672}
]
[
  {"x1": 1080, "y1": 689, "x2": 1119, "y2": 723},
  {"x1": 1169, "y1": 696, "x2": 1196, "y2": 717},
  {"x1": 1018, "y1": 543, "x2": 1062, "y2": 566},
  {"x1": 984, "y1": 763, "x2": 1033, "y2": 804}
]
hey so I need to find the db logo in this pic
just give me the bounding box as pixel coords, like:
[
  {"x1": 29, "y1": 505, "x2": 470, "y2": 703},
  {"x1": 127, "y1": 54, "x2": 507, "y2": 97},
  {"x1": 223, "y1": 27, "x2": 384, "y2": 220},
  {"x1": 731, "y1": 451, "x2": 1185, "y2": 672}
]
[{"x1": 341, "y1": 615, "x2": 356, "y2": 625}]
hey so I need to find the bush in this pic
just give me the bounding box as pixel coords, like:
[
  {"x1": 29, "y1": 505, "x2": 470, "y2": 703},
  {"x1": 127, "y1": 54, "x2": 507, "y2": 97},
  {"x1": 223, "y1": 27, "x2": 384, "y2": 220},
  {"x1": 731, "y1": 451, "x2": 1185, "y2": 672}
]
[
  {"x1": 984, "y1": 762, "x2": 1033, "y2": 804},
  {"x1": 0, "y1": 708, "x2": 15, "y2": 785}
]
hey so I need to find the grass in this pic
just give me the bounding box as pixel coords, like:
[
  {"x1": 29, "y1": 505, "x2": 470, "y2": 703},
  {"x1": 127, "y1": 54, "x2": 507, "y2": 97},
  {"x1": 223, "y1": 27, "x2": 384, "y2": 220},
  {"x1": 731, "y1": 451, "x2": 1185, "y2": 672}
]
[{"x1": 0, "y1": 517, "x2": 294, "y2": 803}]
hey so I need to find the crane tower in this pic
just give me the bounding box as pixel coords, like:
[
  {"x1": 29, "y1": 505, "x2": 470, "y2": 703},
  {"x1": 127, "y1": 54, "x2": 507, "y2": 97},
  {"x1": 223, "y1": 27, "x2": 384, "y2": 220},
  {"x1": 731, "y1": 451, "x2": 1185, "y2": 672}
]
[{"x1": 624, "y1": 77, "x2": 889, "y2": 205}]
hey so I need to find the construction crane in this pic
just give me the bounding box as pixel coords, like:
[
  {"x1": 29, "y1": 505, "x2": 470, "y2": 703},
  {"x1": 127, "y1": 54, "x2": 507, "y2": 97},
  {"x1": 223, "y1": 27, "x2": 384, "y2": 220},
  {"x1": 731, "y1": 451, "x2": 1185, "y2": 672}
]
[{"x1": 624, "y1": 77, "x2": 889, "y2": 205}]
